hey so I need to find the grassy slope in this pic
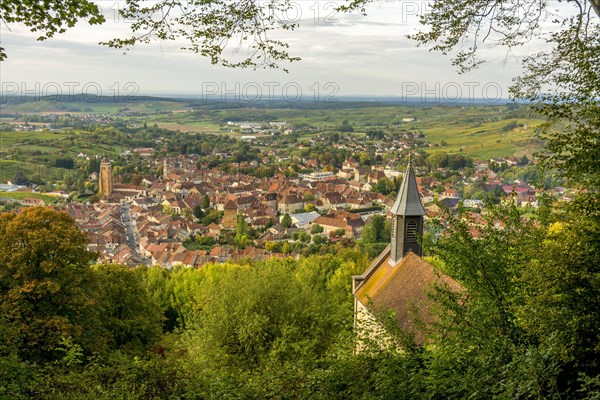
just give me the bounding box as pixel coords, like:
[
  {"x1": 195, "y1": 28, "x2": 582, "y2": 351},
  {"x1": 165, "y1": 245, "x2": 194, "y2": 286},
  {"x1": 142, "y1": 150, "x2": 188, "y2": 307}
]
[
  {"x1": 0, "y1": 128, "x2": 126, "y2": 182},
  {"x1": 174, "y1": 104, "x2": 545, "y2": 159},
  {"x1": 0, "y1": 191, "x2": 60, "y2": 203}
]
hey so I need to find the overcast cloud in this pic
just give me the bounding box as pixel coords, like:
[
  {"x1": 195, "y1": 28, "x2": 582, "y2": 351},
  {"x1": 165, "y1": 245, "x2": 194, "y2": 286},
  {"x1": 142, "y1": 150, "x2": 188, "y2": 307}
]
[{"x1": 0, "y1": 0, "x2": 551, "y2": 101}]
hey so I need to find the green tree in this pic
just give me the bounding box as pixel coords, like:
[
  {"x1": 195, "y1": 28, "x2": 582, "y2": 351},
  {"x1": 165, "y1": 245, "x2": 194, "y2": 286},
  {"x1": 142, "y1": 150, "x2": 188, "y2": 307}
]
[
  {"x1": 201, "y1": 209, "x2": 222, "y2": 226},
  {"x1": 423, "y1": 204, "x2": 600, "y2": 398},
  {"x1": 311, "y1": 223, "x2": 324, "y2": 234},
  {"x1": 0, "y1": 207, "x2": 97, "y2": 362},
  {"x1": 330, "y1": 228, "x2": 347, "y2": 238},
  {"x1": 201, "y1": 194, "x2": 211, "y2": 209},
  {"x1": 193, "y1": 205, "x2": 205, "y2": 220},
  {"x1": 86, "y1": 157, "x2": 100, "y2": 175},
  {"x1": 281, "y1": 213, "x2": 292, "y2": 228},
  {"x1": 235, "y1": 213, "x2": 251, "y2": 248},
  {"x1": 184, "y1": 259, "x2": 347, "y2": 370},
  {"x1": 312, "y1": 235, "x2": 327, "y2": 245},
  {"x1": 296, "y1": 230, "x2": 310, "y2": 243},
  {"x1": 304, "y1": 203, "x2": 316, "y2": 212},
  {"x1": 340, "y1": 120, "x2": 354, "y2": 132},
  {"x1": 359, "y1": 214, "x2": 390, "y2": 258},
  {"x1": 374, "y1": 178, "x2": 395, "y2": 195},
  {"x1": 11, "y1": 170, "x2": 30, "y2": 186},
  {"x1": 264, "y1": 241, "x2": 282, "y2": 253},
  {"x1": 182, "y1": 208, "x2": 194, "y2": 220},
  {"x1": 303, "y1": 192, "x2": 315, "y2": 202},
  {"x1": 427, "y1": 151, "x2": 449, "y2": 169},
  {"x1": 54, "y1": 157, "x2": 75, "y2": 169},
  {"x1": 360, "y1": 214, "x2": 389, "y2": 243},
  {"x1": 515, "y1": 212, "x2": 600, "y2": 387},
  {"x1": 91, "y1": 264, "x2": 163, "y2": 354}
]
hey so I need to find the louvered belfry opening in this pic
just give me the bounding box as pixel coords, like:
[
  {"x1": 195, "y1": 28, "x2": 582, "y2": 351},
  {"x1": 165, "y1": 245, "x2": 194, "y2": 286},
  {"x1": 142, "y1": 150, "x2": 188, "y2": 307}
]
[{"x1": 406, "y1": 220, "x2": 417, "y2": 242}]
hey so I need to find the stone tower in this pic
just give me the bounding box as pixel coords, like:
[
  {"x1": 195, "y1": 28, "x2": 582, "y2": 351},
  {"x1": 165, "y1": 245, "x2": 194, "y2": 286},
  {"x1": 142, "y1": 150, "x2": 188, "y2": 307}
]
[
  {"x1": 98, "y1": 157, "x2": 113, "y2": 198},
  {"x1": 389, "y1": 156, "x2": 426, "y2": 264},
  {"x1": 163, "y1": 159, "x2": 169, "y2": 179}
]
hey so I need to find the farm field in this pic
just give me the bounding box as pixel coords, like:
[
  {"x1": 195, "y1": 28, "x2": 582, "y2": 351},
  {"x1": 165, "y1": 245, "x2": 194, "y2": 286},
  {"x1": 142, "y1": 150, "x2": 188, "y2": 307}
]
[
  {"x1": 0, "y1": 191, "x2": 61, "y2": 204},
  {"x1": 153, "y1": 121, "x2": 221, "y2": 133},
  {"x1": 147, "y1": 104, "x2": 545, "y2": 159}
]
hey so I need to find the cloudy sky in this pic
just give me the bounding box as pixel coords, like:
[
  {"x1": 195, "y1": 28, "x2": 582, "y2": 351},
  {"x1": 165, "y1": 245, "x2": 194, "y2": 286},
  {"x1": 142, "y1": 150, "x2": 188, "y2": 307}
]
[{"x1": 0, "y1": 0, "x2": 551, "y2": 101}]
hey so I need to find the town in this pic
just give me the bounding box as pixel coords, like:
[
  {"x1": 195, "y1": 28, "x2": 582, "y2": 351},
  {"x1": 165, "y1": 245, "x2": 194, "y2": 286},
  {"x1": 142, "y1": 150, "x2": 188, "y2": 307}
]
[{"x1": 0, "y1": 107, "x2": 570, "y2": 269}]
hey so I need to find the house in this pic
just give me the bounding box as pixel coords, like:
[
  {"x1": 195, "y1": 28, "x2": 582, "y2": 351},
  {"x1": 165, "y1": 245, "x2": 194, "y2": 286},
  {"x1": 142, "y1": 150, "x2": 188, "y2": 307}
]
[
  {"x1": 502, "y1": 183, "x2": 537, "y2": 207},
  {"x1": 263, "y1": 192, "x2": 278, "y2": 208},
  {"x1": 368, "y1": 170, "x2": 386, "y2": 185},
  {"x1": 313, "y1": 211, "x2": 364, "y2": 239},
  {"x1": 463, "y1": 199, "x2": 484, "y2": 209},
  {"x1": 134, "y1": 147, "x2": 155, "y2": 157},
  {"x1": 313, "y1": 216, "x2": 353, "y2": 238},
  {"x1": 352, "y1": 158, "x2": 461, "y2": 351},
  {"x1": 323, "y1": 192, "x2": 347, "y2": 209},
  {"x1": 290, "y1": 211, "x2": 321, "y2": 230},
  {"x1": 343, "y1": 158, "x2": 360, "y2": 170},
  {"x1": 22, "y1": 198, "x2": 45, "y2": 207},
  {"x1": 278, "y1": 194, "x2": 304, "y2": 214},
  {"x1": 355, "y1": 166, "x2": 372, "y2": 183},
  {"x1": 441, "y1": 188, "x2": 461, "y2": 199},
  {"x1": 338, "y1": 168, "x2": 355, "y2": 179}
]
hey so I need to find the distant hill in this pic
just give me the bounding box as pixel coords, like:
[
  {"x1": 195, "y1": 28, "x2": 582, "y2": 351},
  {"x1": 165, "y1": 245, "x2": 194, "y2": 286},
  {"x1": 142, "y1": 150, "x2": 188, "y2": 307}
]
[{"x1": 1, "y1": 94, "x2": 518, "y2": 114}]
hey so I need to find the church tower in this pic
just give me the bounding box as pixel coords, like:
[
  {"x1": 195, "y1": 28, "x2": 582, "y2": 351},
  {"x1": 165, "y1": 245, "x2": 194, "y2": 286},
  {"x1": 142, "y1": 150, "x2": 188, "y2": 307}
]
[
  {"x1": 163, "y1": 159, "x2": 169, "y2": 179},
  {"x1": 98, "y1": 157, "x2": 113, "y2": 198},
  {"x1": 389, "y1": 156, "x2": 426, "y2": 264}
]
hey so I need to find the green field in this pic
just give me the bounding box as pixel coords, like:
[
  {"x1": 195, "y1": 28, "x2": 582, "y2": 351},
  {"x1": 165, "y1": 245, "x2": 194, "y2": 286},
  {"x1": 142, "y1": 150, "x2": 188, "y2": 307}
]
[
  {"x1": 0, "y1": 191, "x2": 60, "y2": 203},
  {"x1": 414, "y1": 117, "x2": 545, "y2": 159},
  {"x1": 145, "y1": 104, "x2": 544, "y2": 159},
  {"x1": 154, "y1": 121, "x2": 221, "y2": 133},
  {"x1": 0, "y1": 130, "x2": 69, "y2": 146},
  {"x1": 0, "y1": 128, "x2": 126, "y2": 182}
]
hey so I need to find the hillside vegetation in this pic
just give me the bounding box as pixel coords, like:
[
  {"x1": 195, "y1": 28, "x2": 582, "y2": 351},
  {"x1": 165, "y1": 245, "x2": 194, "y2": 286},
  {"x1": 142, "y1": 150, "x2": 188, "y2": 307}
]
[{"x1": 1, "y1": 202, "x2": 598, "y2": 399}]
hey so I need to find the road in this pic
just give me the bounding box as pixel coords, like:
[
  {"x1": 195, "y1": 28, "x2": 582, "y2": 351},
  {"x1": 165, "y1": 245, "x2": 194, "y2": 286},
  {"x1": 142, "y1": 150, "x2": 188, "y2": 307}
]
[{"x1": 120, "y1": 202, "x2": 149, "y2": 265}]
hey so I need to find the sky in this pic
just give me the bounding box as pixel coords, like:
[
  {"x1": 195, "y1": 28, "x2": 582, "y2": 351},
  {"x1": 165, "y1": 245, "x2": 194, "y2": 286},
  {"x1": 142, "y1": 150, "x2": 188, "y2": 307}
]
[{"x1": 0, "y1": 0, "x2": 554, "y2": 102}]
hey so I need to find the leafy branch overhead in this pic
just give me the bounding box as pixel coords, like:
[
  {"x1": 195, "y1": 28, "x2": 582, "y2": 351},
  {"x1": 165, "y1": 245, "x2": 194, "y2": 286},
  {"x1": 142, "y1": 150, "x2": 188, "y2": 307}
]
[
  {"x1": 102, "y1": 0, "x2": 301, "y2": 71},
  {"x1": 0, "y1": 0, "x2": 105, "y2": 61},
  {"x1": 1, "y1": 0, "x2": 301, "y2": 70}
]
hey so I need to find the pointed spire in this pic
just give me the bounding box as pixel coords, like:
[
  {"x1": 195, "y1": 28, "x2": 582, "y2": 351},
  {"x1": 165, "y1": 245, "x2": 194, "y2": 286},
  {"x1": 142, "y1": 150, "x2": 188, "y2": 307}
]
[{"x1": 390, "y1": 155, "x2": 425, "y2": 216}]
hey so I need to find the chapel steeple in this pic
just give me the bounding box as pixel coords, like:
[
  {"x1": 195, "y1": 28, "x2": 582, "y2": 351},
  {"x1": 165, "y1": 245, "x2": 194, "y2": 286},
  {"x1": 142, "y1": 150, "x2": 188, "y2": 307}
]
[{"x1": 390, "y1": 155, "x2": 426, "y2": 264}]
